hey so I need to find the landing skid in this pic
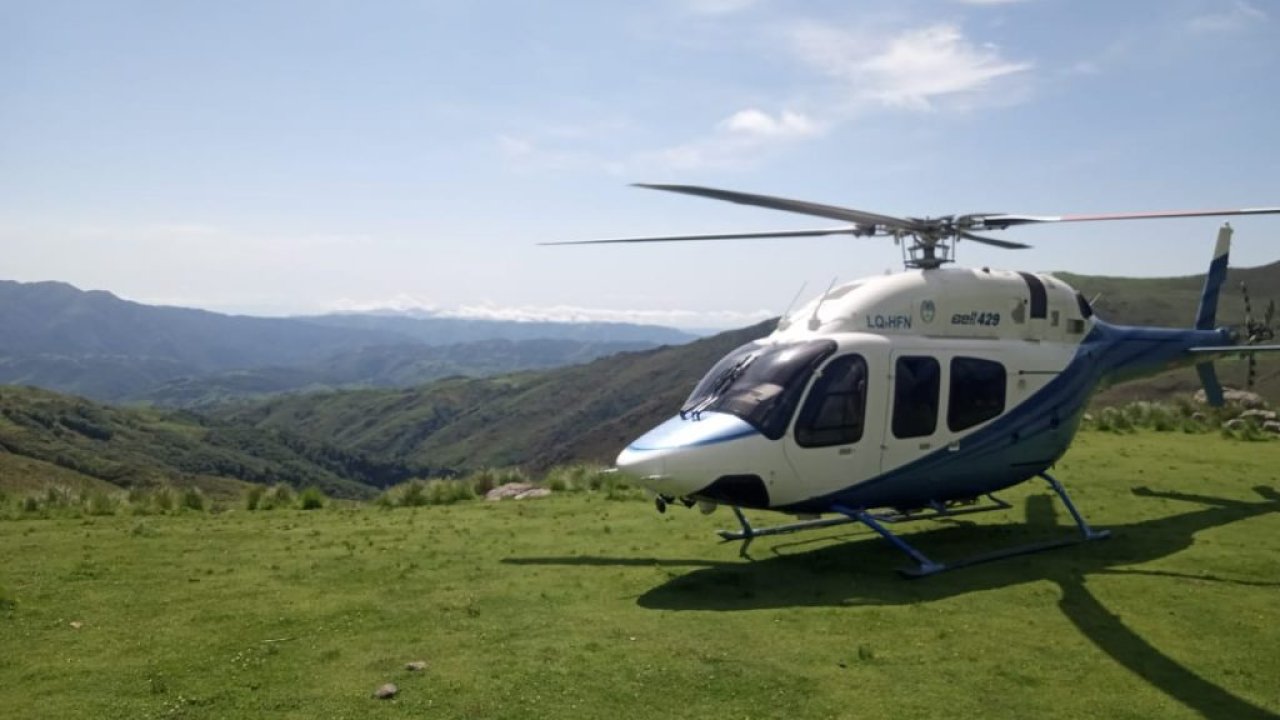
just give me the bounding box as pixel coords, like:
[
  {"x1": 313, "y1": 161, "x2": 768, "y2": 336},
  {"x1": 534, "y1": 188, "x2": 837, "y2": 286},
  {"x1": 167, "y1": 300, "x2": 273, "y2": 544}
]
[
  {"x1": 720, "y1": 473, "x2": 1110, "y2": 577},
  {"x1": 720, "y1": 494, "x2": 1012, "y2": 558}
]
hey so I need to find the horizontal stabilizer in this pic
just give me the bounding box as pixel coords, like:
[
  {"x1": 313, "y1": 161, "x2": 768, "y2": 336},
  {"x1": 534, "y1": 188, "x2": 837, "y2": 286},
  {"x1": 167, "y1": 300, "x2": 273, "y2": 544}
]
[{"x1": 1187, "y1": 344, "x2": 1280, "y2": 357}]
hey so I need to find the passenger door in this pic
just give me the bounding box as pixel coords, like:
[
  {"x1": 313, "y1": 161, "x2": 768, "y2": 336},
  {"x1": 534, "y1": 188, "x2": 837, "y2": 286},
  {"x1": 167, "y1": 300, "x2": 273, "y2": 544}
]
[
  {"x1": 780, "y1": 350, "x2": 885, "y2": 503},
  {"x1": 880, "y1": 352, "x2": 943, "y2": 474}
]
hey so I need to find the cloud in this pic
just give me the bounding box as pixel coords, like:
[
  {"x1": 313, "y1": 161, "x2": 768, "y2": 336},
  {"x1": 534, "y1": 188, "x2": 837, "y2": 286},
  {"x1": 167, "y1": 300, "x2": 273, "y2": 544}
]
[
  {"x1": 719, "y1": 108, "x2": 819, "y2": 138},
  {"x1": 953, "y1": 0, "x2": 1028, "y2": 5},
  {"x1": 649, "y1": 108, "x2": 822, "y2": 170},
  {"x1": 328, "y1": 296, "x2": 773, "y2": 329},
  {"x1": 791, "y1": 22, "x2": 1032, "y2": 111},
  {"x1": 1187, "y1": 1, "x2": 1267, "y2": 32},
  {"x1": 682, "y1": 0, "x2": 761, "y2": 15}
]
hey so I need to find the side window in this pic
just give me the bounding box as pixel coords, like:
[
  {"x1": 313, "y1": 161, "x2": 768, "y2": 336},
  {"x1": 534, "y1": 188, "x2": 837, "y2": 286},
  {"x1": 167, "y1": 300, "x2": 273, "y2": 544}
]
[
  {"x1": 948, "y1": 357, "x2": 1007, "y2": 431},
  {"x1": 892, "y1": 356, "x2": 939, "y2": 439},
  {"x1": 795, "y1": 355, "x2": 867, "y2": 447}
]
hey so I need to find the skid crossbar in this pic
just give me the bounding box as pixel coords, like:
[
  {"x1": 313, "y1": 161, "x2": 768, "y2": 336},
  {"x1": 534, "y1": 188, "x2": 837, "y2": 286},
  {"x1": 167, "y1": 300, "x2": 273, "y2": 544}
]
[
  {"x1": 720, "y1": 472, "x2": 1110, "y2": 576},
  {"x1": 719, "y1": 494, "x2": 1012, "y2": 559}
]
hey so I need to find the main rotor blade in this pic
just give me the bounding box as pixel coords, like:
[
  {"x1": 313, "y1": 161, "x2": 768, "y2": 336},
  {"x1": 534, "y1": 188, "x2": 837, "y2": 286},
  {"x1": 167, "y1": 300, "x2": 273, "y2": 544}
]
[
  {"x1": 540, "y1": 226, "x2": 858, "y2": 246},
  {"x1": 634, "y1": 183, "x2": 924, "y2": 231},
  {"x1": 982, "y1": 207, "x2": 1280, "y2": 229},
  {"x1": 957, "y1": 230, "x2": 1031, "y2": 249}
]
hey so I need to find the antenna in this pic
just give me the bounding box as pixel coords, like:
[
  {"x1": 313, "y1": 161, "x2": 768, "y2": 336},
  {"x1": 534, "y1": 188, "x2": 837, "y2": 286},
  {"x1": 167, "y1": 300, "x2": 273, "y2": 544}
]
[
  {"x1": 808, "y1": 277, "x2": 839, "y2": 331},
  {"x1": 775, "y1": 281, "x2": 809, "y2": 331}
]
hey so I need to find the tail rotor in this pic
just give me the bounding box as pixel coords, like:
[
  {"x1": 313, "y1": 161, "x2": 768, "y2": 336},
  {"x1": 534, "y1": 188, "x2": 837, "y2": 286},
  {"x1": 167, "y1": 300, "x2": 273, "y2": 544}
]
[{"x1": 1238, "y1": 282, "x2": 1276, "y2": 390}]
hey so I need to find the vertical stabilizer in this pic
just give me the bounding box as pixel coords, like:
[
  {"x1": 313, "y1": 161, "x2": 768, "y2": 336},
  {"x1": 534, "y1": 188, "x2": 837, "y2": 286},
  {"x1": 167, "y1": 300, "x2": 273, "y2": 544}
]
[
  {"x1": 1194, "y1": 223, "x2": 1232, "y2": 406},
  {"x1": 1194, "y1": 223, "x2": 1232, "y2": 330}
]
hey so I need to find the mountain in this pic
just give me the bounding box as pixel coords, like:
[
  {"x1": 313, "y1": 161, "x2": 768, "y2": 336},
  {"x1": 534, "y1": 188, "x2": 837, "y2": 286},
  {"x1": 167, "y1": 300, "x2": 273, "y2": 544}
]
[
  {"x1": 131, "y1": 339, "x2": 658, "y2": 407},
  {"x1": 1056, "y1": 260, "x2": 1280, "y2": 329},
  {"x1": 213, "y1": 321, "x2": 774, "y2": 471},
  {"x1": 0, "y1": 280, "x2": 696, "y2": 401},
  {"x1": 305, "y1": 312, "x2": 697, "y2": 346},
  {"x1": 0, "y1": 321, "x2": 769, "y2": 495},
  {"x1": 0, "y1": 385, "x2": 425, "y2": 498}
]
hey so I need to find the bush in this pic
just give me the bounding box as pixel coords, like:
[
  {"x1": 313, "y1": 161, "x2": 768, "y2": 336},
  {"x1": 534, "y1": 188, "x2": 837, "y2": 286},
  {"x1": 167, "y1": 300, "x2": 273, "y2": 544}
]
[
  {"x1": 1095, "y1": 407, "x2": 1132, "y2": 433},
  {"x1": 1148, "y1": 404, "x2": 1178, "y2": 432},
  {"x1": 21, "y1": 496, "x2": 40, "y2": 514},
  {"x1": 262, "y1": 484, "x2": 295, "y2": 510},
  {"x1": 44, "y1": 486, "x2": 72, "y2": 508},
  {"x1": 152, "y1": 486, "x2": 176, "y2": 513},
  {"x1": 298, "y1": 486, "x2": 327, "y2": 510},
  {"x1": 399, "y1": 480, "x2": 428, "y2": 507},
  {"x1": 180, "y1": 487, "x2": 205, "y2": 512},
  {"x1": 244, "y1": 485, "x2": 265, "y2": 511},
  {"x1": 85, "y1": 491, "x2": 118, "y2": 517},
  {"x1": 425, "y1": 479, "x2": 473, "y2": 505},
  {"x1": 466, "y1": 468, "x2": 499, "y2": 496}
]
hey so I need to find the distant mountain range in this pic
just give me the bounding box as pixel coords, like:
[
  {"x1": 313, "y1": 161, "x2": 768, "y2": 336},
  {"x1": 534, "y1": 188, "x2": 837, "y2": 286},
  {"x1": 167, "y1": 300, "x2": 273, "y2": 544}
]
[
  {"x1": 0, "y1": 322, "x2": 767, "y2": 496},
  {"x1": 0, "y1": 280, "x2": 696, "y2": 403}
]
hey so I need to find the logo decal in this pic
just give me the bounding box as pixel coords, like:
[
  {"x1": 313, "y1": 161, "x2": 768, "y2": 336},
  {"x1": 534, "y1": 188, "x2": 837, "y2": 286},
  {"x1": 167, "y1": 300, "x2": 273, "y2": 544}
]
[{"x1": 920, "y1": 299, "x2": 936, "y2": 324}]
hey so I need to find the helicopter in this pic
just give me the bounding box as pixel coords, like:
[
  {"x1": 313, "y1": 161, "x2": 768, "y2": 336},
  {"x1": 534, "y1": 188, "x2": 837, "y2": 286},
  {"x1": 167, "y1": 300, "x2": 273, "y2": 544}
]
[{"x1": 546, "y1": 184, "x2": 1280, "y2": 577}]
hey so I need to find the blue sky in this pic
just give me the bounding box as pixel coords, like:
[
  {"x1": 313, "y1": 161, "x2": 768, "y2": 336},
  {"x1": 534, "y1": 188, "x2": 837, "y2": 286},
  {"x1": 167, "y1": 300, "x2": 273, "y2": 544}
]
[{"x1": 2, "y1": 0, "x2": 1277, "y2": 328}]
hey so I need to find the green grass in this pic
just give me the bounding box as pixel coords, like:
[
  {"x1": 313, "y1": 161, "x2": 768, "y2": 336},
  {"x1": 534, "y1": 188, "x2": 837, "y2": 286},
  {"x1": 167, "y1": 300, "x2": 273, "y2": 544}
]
[{"x1": 0, "y1": 431, "x2": 1277, "y2": 719}]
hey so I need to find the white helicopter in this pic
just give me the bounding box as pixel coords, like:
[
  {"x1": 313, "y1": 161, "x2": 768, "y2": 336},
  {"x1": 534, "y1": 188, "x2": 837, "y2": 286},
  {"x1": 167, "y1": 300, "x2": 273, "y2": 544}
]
[{"x1": 548, "y1": 184, "x2": 1280, "y2": 576}]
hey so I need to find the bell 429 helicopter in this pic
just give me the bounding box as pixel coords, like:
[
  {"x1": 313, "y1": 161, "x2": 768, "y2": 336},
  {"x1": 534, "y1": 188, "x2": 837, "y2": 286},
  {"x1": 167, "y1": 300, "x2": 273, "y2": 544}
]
[{"x1": 547, "y1": 184, "x2": 1280, "y2": 576}]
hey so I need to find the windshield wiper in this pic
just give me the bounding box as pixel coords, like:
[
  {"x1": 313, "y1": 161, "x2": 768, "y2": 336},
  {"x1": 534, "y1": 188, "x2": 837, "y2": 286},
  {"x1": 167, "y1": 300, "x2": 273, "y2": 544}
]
[{"x1": 680, "y1": 354, "x2": 755, "y2": 420}]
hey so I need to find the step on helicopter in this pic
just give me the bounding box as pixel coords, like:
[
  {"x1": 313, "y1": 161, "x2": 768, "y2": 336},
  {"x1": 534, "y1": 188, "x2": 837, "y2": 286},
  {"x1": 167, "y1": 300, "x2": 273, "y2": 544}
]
[{"x1": 546, "y1": 184, "x2": 1280, "y2": 577}]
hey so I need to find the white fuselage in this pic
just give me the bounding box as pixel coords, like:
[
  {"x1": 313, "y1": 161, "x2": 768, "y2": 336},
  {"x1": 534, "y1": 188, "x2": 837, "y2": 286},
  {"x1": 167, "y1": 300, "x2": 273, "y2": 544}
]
[{"x1": 617, "y1": 267, "x2": 1098, "y2": 510}]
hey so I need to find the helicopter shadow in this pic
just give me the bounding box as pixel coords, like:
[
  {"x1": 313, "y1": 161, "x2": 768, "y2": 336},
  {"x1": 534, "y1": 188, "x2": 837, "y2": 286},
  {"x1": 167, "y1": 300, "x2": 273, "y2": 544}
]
[{"x1": 505, "y1": 486, "x2": 1280, "y2": 719}]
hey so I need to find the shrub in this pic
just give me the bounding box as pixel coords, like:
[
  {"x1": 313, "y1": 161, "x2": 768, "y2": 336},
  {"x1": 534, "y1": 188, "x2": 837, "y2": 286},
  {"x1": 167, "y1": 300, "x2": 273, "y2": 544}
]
[
  {"x1": 399, "y1": 480, "x2": 428, "y2": 507},
  {"x1": 86, "y1": 491, "x2": 118, "y2": 517},
  {"x1": 152, "y1": 486, "x2": 176, "y2": 513},
  {"x1": 244, "y1": 485, "x2": 265, "y2": 511},
  {"x1": 44, "y1": 486, "x2": 72, "y2": 508},
  {"x1": 425, "y1": 479, "x2": 473, "y2": 505},
  {"x1": 298, "y1": 486, "x2": 327, "y2": 510},
  {"x1": 466, "y1": 468, "x2": 500, "y2": 496},
  {"x1": 1096, "y1": 407, "x2": 1131, "y2": 433},
  {"x1": 262, "y1": 484, "x2": 295, "y2": 510},
  {"x1": 1148, "y1": 404, "x2": 1178, "y2": 432},
  {"x1": 180, "y1": 487, "x2": 205, "y2": 512},
  {"x1": 21, "y1": 496, "x2": 40, "y2": 514}
]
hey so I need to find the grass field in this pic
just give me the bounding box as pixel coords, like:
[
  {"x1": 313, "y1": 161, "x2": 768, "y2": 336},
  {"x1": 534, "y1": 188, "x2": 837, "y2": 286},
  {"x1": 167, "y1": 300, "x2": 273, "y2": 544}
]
[{"x1": 1, "y1": 431, "x2": 1278, "y2": 719}]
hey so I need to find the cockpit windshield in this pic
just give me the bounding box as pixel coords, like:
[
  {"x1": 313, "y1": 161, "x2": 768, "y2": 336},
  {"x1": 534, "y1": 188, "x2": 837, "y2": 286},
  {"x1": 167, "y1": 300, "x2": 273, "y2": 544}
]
[{"x1": 682, "y1": 339, "x2": 837, "y2": 440}]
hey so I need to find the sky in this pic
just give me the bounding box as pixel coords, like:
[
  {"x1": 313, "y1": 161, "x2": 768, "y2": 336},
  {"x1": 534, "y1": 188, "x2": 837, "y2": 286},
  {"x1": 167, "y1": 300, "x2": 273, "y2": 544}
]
[{"x1": 2, "y1": 0, "x2": 1278, "y2": 329}]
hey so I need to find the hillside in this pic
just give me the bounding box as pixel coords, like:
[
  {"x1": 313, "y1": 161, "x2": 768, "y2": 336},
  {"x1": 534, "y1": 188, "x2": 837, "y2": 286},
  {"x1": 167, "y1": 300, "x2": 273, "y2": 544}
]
[
  {"x1": 131, "y1": 338, "x2": 656, "y2": 407},
  {"x1": 215, "y1": 321, "x2": 774, "y2": 471},
  {"x1": 1057, "y1": 260, "x2": 1280, "y2": 329},
  {"x1": 0, "y1": 279, "x2": 694, "y2": 402},
  {"x1": 0, "y1": 386, "x2": 426, "y2": 498}
]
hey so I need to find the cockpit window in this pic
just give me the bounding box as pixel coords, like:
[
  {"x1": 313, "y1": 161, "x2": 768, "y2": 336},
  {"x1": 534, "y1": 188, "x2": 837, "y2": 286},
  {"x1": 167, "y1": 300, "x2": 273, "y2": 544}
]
[{"x1": 682, "y1": 340, "x2": 837, "y2": 440}]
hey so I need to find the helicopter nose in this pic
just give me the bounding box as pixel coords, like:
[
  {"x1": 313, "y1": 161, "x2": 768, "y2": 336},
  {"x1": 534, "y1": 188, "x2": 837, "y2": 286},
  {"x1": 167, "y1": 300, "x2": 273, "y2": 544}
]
[{"x1": 616, "y1": 412, "x2": 759, "y2": 497}]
